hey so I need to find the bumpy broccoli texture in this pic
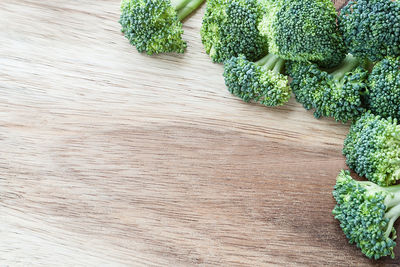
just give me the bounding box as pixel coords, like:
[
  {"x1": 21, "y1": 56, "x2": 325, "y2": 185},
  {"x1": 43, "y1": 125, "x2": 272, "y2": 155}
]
[
  {"x1": 339, "y1": 0, "x2": 400, "y2": 62},
  {"x1": 223, "y1": 54, "x2": 290, "y2": 106},
  {"x1": 119, "y1": 0, "x2": 204, "y2": 55},
  {"x1": 286, "y1": 54, "x2": 368, "y2": 122},
  {"x1": 258, "y1": 0, "x2": 346, "y2": 68},
  {"x1": 333, "y1": 170, "x2": 400, "y2": 260},
  {"x1": 343, "y1": 112, "x2": 400, "y2": 186},
  {"x1": 200, "y1": 0, "x2": 268, "y2": 63},
  {"x1": 367, "y1": 57, "x2": 400, "y2": 120}
]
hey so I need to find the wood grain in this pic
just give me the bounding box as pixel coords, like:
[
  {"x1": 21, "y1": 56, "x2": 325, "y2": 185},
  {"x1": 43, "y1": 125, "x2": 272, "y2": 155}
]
[{"x1": 0, "y1": 0, "x2": 398, "y2": 266}]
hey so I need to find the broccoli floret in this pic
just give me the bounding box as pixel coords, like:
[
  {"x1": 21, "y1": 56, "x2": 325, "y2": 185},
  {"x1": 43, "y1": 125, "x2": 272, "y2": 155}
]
[
  {"x1": 339, "y1": 0, "x2": 400, "y2": 62},
  {"x1": 258, "y1": 0, "x2": 346, "y2": 68},
  {"x1": 367, "y1": 57, "x2": 400, "y2": 120},
  {"x1": 286, "y1": 54, "x2": 368, "y2": 122},
  {"x1": 200, "y1": 0, "x2": 268, "y2": 63},
  {"x1": 223, "y1": 54, "x2": 290, "y2": 106},
  {"x1": 332, "y1": 170, "x2": 400, "y2": 260},
  {"x1": 343, "y1": 112, "x2": 400, "y2": 186},
  {"x1": 119, "y1": 0, "x2": 204, "y2": 55}
]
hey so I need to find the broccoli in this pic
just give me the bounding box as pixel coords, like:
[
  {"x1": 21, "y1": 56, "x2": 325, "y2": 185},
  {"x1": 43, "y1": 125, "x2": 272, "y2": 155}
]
[
  {"x1": 223, "y1": 54, "x2": 290, "y2": 106},
  {"x1": 366, "y1": 57, "x2": 400, "y2": 120},
  {"x1": 286, "y1": 54, "x2": 368, "y2": 122},
  {"x1": 332, "y1": 170, "x2": 400, "y2": 260},
  {"x1": 258, "y1": 0, "x2": 346, "y2": 68},
  {"x1": 343, "y1": 112, "x2": 400, "y2": 186},
  {"x1": 339, "y1": 0, "x2": 400, "y2": 62},
  {"x1": 200, "y1": 0, "x2": 268, "y2": 63},
  {"x1": 119, "y1": 0, "x2": 204, "y2": 55}
]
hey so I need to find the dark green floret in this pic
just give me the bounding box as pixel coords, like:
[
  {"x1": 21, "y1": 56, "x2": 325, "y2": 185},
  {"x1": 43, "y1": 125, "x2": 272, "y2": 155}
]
[
  {"x1": 200, "y1": 0, "x2": 268, "y2": 63},
  {"x1": 339, "y1": 0, "x2": 400, "y2": 62},
  {"x1": 333, "y1": 170, "x2": 400, "y2": 260},
  {"x1": 119, "y1": 0, "x2": 204, "y2": 55},
  {"x1": 223, "y1": 54, "x2": 290, "y2": 106},
  {"x1": 259, "y1": 0, "x2": 346, "y2": 68},
  {"x1": 287, "y1": 54, "x2": 368, "y2": 122},
  {"x1": 367, "y1": 57, "x2": 400, "y2": 120},
  {"x1": 343, "y1": 112, "x2": 400, "y2": 186}
]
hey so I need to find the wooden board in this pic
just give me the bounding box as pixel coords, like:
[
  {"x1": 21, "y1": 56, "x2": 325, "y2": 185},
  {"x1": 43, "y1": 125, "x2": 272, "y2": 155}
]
[{"x1": 0, "y1": 0, "x2": 398, "y2": 266}]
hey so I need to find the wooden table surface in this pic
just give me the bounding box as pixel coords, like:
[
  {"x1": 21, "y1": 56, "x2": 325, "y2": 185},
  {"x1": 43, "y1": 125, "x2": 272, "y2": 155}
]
[{"x1": 1, "y1": 0, "x2": 398, "y2": 266}]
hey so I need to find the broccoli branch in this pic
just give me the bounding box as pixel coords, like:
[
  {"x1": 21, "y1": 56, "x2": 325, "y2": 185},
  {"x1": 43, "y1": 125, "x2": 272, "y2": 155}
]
[
  {"x1": 384, "y1": 203, "x2": 400, "y2": 238},
  {"x1": 256, "y1": 53, "x2": 285, "y2": 74},
  {"x1": 331, "y1": 54, "x2": 361, "y2": 82},
  {"x1": 172, "y1": 0, "x2": 204, "y2": 21}
]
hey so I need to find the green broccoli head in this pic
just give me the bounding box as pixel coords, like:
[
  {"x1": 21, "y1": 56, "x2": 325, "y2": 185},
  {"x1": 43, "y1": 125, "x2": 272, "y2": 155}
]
[
  {"x1": 119, "y1": 0, "x2": 204, "y2": 55},
  {"x1": 259, "y1": 0, "x2": 346, "y2": 68},
  {"x1": 200, "y1": 0, "x2": 268, "y2": 63},
  {"x1": 343, "y1": 112, "x2": 400, "y2": 186},
  {"x1": 286, "y1": 54, "x2": 368, "y2": 122},
  {"x1": 332, "y1": 170, "x2": 400, "y2": 260},
  {"x1": 339, "y1": 0, "x2": 400, "y2": 62},
  {"x1": 367, "y1": 57, "x2": 400, "y2": 120},
  {"x1": 223, "y1": 54, "x2": 290, "y2": 106}
]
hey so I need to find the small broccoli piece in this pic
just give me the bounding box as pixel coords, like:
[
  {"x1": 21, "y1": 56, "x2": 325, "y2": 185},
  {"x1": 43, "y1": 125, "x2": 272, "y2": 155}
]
[
  {"x1": 367, "y1": 57, "x2": 400, "y2": 120},
  {"x1": 119, "y1": 0, "x2": 204, "y2": 55},
  {"x1": 258, "y1": 0, "x2": 346, "y2": 68},
  {"x1": 200, "y1": 0, "x2": 268, "y2": 63},
  {"x1": 286, "y1": 54, "x2": 368, "y2": 122},
  {"x1": 339, "y1": 0, "x2": 400, "y2": 62},
  {"x1": 343, "y1": 112, "x2": 400, "y2": 186},
  {"x1": 223, "y1": 54, "x2": 290, "y2": 106},
  {"x1": 333, "y1": 170, "x2": 400, "y2": 260}
]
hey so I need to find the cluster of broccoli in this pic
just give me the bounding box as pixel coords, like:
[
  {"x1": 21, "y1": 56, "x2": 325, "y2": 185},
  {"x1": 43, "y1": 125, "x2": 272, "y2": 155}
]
[
  {"x1": 334, "y1": 112, "x2": 400, "y2": 259},
  {"x1": 203, "y1": 0, "x2": 347, "y2": 107},
  {"x1": 331, "y1": 1, "x2": 400, "y2": 260},
  {"x1": 119, "y1": 0, "x2": 400, "y2": 260}
]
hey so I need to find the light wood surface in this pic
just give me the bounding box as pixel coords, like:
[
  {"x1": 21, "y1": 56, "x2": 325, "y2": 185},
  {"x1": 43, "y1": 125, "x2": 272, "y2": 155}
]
[{"x1": 0, "y1": 0, "x2": 398, "y2": 266}]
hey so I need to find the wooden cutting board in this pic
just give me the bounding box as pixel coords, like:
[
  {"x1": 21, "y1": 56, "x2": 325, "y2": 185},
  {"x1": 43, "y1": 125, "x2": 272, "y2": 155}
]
[{"x1": 0, "y1": 0, "x2": 398, "y2": 266}]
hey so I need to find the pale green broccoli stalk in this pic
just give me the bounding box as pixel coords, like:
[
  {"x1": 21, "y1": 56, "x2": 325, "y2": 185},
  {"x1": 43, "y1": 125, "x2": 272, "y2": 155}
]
[
  {"x1": 286, "y1": 54, "x2": 368, "y2": 122},
  {"x1": 339, "y1": 0, "x2": 400, "y2": 62},
  {"x1": 259, "y1": 0, "x2": 346, "y2": 68},
  {"x1": 367, "y1": 57, "x2": 400, "y2": 120},
  {"x1": 119, "y1": 0, "x2": 204, "y2": 55},
  {"x1": 333, "y1": 170, "x2": 400, "y2": 260},
  {"x1": 200, "y1": 0, "x2": 268, "y2": 63},
  {"x1": 223, "y1": 54, "x2": 290, "y2": 106},
  {"x1": 343, "y1": 112, "x2": 400, "y2": 186}
]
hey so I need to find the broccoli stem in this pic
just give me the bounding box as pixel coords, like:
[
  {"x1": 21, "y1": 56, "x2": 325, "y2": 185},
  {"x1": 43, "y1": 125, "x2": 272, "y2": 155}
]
[
  {"x1": 383, "y1": 183, "x2": 400, "y2": 194},
  {"x1": 273, "y1": 58, "x2": 285, "y2": 74},
  {"x1": 171, "y1": 0, "x2": 191, "y2": 11},
  {"x1": 331, "y1": 54, "x2": 360, "y2": 82},
  {"x1": 255, "y1": 53, "x2": 275, "y2": 66},
  {"x1": 256, "y1": 54, "x2": 284, "y2": 74},
  {"x1": 172, "y1": 0, "x2": 204, "y2": 21},
  {"x1": 384, "y1": 204, "x2": 400, "y2": 238},
  {"x1": 379, "y1": 185, "x2": 400, "y2": 238},
  {"x1": 393, "y1": 169, "x2": 400, "y2": 182}
]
